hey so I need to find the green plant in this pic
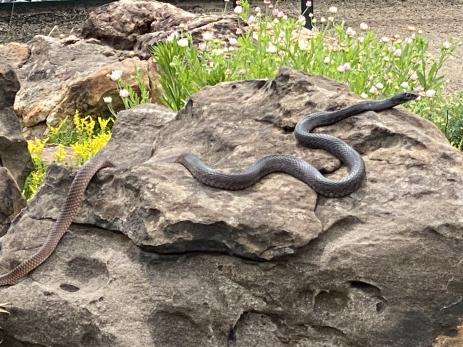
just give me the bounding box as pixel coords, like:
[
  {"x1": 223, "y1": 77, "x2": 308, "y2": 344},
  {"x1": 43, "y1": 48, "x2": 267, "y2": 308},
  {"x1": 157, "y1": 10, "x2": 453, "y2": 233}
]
[
  {"x1": 408, "y1": 93, "x2": 463, "y2": 150},
  {"x1": 117, "y1": 67, "x2": 151, "y2": 109},
  {"x1": 105, "y1": 67, "x2": 152, "y2": 116},
  {"x1": 23, "y1": 138, "x2": 46, "y2": 200},
  {"x1": 23, "y1": 113, "x2": 113, "y2": 199},
  {"x1": 151, "y1": 36, "x2": 230, "y2": 111},
  {"x1": 71, "y1": 116, "x2": 112, "y2": 165},
  {"x1": 153, "y1": 2, "x2": 454, "y2": 102}
]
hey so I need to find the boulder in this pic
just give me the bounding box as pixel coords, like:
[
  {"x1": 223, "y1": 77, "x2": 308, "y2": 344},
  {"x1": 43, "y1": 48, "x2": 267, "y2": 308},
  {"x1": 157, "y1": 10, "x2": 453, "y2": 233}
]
[
  {"x1": 82, "y1": 0, "x2": 241, "y2": 58},
  {"x1": 0, "y1": 62, "x2": 33, "y2": 189},
  {"x1": 0, "y1": 60, "x2": 20, "y2": 109},
  {"x1": 13, "y1": 35, "x2": 158, "y2": 130},
  {"x1": 82, "y1": 0, "x2": 195, "y2": 50},
  {"x1": 0, "y1": 68, "x2": 462, "y2": 346},
  {"x1": 0, "y1": 42, "x2": 30, "y2": 69},
  {"x1": 0, "y1": 168, "x2": 26, "y2": 237}
]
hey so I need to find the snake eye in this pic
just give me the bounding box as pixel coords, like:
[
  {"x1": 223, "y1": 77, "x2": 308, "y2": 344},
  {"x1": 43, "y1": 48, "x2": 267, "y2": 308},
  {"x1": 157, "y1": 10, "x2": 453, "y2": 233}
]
[{"x1": 405, "y1": 91, "x2": 420, "y2": 100}]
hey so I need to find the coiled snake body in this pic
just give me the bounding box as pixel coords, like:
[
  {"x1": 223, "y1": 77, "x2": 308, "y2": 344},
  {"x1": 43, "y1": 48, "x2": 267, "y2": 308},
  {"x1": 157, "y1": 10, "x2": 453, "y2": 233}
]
[
  {"x1": 0, "y1": 92, "x2": 417, "y2": 286},
  {"x1": 177, "y1": 92, "x2": 418, "y2": 196}
]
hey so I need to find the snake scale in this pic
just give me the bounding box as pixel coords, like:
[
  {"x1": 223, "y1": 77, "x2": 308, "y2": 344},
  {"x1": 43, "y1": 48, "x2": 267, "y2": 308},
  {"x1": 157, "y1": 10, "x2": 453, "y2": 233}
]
[
  {"x1": 0, "y1": 155, "x2": 114, "y2": 286},
  {"x1": 0, "y1": 92, "x2": 418, "y2": 286}
]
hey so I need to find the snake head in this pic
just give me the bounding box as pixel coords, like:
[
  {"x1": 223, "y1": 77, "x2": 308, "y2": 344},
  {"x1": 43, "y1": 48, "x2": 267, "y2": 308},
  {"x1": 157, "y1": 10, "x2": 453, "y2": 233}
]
[
  {"x1": 387, "y1": 91, "x2": 419, "y2": 107},
  {"x1": 401, "y1": 91, "x2": 420, "y2": 101}
]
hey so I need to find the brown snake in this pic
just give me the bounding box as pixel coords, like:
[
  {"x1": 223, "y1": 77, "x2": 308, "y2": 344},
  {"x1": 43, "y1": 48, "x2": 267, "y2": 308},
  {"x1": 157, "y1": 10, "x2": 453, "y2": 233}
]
[{"x1": 0, "y1": 154, "x2": 113, "y2": 286}]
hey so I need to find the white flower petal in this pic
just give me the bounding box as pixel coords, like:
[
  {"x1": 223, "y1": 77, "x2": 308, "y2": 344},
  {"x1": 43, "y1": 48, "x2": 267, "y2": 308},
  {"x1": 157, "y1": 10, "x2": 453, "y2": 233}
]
[
  {"x1": 119, "y1": 89, "x2": 130, "y2": 98},
  {"x1": 109, "y1": 70, "x2": 123, "y2": 81},
  {"x1": 177, "y1": 38, "x2": 189, "y2": 47}
]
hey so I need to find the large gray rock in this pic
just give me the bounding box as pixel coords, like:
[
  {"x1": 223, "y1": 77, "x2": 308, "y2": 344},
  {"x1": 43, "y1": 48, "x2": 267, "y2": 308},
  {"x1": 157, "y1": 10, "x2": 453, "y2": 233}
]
[
  {"x1": 82, "y1": 0, "x2": 196, "y2": 50},
  {"x1": 0, "y1": 68, "x2": 462, "y2": 346},
  {"x1": 0, "y1": 62, "x2": 33, "y2": 190}
]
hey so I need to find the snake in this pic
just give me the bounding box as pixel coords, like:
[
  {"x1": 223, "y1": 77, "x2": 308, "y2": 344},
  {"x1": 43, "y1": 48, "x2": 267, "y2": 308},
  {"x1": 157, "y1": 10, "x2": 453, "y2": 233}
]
[
  {"x1": 177, "y1": 92, "x2": 418, "y2": 196},
  {"x1": 0, "y1": 154, "x2": 113, "y2": 286},
  {"x1": 0, "y1": 92, "x2": 417, "y2": 286}
]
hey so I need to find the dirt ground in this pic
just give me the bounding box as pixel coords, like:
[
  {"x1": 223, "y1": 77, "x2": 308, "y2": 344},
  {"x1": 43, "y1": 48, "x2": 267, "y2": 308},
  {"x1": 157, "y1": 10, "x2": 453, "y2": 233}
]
[{"x1": 0, "y1": 0, "x2": 462, "y2": 93}]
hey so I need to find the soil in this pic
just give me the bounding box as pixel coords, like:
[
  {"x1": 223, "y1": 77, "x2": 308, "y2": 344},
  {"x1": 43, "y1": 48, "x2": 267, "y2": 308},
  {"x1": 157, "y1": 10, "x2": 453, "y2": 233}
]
[{"x1": 0, "y1": 0, "x2": 462, "y2": 93}]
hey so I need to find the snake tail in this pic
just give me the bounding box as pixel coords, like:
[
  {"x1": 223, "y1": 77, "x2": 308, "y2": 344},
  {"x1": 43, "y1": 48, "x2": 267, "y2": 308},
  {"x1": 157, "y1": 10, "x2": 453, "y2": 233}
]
[{"x1": 0, "y1": 155, "x2": 113, "y2": 286}]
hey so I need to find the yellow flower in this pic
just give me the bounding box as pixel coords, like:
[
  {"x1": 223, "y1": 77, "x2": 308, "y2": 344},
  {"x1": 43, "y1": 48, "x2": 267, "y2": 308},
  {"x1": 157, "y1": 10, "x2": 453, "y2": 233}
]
[{"x1": 54, "y1": 144, "x2": 66, "y2": 163}]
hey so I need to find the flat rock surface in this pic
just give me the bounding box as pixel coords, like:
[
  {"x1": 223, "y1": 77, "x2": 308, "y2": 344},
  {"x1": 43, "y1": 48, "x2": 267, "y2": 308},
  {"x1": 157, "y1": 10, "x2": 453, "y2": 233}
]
[{"x1": 0, "y1": 68, "x2": 462, "y2": 346}]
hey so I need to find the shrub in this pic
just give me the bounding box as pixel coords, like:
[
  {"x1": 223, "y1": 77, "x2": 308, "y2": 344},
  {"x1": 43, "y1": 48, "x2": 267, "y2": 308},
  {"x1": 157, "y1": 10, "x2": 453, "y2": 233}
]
[
  {"x1": 23, "y1": 112, "x2": 113, "y2": 199},
  {"x1": 23, "y1": 138, "x2": 46, "y2": 200},
  {"x1": 408, "y1": 93, "x2": 463, "y2": 150}
]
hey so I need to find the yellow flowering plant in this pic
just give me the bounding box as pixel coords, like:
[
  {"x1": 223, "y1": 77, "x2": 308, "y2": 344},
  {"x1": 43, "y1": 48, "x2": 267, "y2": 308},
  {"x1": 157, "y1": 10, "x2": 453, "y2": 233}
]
[{"x1": 23, "y1": 112, "x2": 113, "y2": 199}]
